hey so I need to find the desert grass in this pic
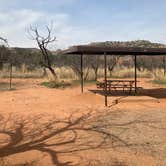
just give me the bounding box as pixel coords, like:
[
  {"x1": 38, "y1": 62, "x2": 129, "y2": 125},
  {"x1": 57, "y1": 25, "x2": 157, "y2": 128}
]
[
  {"x1": 152, "y1": 69, "x2": 166, "y2": 84},
  {"x1": 54, "y1": 67, "x2": 153, "y2": 80},
  {"x1": 55, "y1": 67, "x2": 77, "y2": 80},
  {"x1": 47, "y1": 67, "x2": 166, "y2": 86},
  {"x1": 110, "y1": 68, "x2": 152, "y2": 78},
  {"x1": 0, "y1": 70, "x2": 43, "y2": 79},
  {"x1": 0, "y1": 66, "x2": 152, "y2": 80},
  {"x1": 1, "y1": 67, "x2": 166, "y2": 85}
]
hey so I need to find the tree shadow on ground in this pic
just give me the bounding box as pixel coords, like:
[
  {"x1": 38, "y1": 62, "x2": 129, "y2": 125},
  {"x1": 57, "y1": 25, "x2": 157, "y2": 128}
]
[{"x1": 0, "y1": 110, "x2": 164, "y2": 166}]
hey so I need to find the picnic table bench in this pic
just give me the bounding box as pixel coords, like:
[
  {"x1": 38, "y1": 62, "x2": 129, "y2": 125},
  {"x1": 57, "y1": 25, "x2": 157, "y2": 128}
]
[{"x1": 97, "y1": 80, "x2": 141, "y2": 94}]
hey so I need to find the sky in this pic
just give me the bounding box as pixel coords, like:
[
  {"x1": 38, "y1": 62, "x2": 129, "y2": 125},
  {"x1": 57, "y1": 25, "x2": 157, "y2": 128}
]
[{"x1": 0, "y1": 0, "x2": 166, "y2": 49}]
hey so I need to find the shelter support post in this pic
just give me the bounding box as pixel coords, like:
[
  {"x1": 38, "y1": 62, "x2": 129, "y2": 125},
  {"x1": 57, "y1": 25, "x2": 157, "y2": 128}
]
[
  {"x1": 104, "y1": 52, "x2": 108, "y2": 106},
  {"x1": 80, "y1": 54, "x2": 84, "y2": 93},
  {"x1": 134, "y1": 55, "x2": 137, "y2": 94}
]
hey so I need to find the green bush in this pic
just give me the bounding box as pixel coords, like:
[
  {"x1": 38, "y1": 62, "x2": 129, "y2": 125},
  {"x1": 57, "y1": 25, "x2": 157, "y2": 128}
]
[{"x1": 41, "y1": 80, "x2": 71, "y2": 89}]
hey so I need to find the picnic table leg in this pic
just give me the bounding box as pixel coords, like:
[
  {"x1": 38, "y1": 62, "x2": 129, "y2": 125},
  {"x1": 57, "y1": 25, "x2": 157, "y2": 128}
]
[
  {"x1": 108, "y1": 84, "x2": 110, "y2": 93},
  {"x1": 129, "y1": 82, "x2": 132, "y2": 94},
  {"x1": 123, "y1": 82, "x2": 125, "y2": 92}
]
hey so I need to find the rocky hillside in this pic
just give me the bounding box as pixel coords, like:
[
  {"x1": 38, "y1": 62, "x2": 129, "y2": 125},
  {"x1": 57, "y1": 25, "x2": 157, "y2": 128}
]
[{"x1": 89, "y1": 40, "x2": 166, "y2": 48}]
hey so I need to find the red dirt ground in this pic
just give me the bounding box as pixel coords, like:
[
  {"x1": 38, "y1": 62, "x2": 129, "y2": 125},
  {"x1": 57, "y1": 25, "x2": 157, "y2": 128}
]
[{"x1": 0, "y1": 78, "x2": 166, "y2": 166}]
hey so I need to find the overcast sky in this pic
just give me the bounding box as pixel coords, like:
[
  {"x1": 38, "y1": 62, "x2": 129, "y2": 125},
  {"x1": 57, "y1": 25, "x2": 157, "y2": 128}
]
[{"x1": 0, "y1": 0, "x2": 166, "y2": 49}]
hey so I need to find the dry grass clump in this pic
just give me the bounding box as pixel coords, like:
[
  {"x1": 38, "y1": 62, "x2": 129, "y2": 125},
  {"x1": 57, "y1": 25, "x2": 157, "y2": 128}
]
[
  {"x1": 55, "y1": 67, "x2": 77, "y2": 80},
  {"x1": 152, "y1": 69, "x2": 166, "y2": 84},
  {"x1": 0, "y1": 70, "x2": 43, "y2": 79},
  {"x1": 1, "y1": 66, "x2": 166, "y2": 86},
  {"x1": 54, "y1": 67, "x2": 152, "y2": 81},
  {"x1": 0, "y1": 66, "x2": 153, "y2": 81},
  {"x1": 111, "y1": 68, "x2": 152, "y2": 78}
]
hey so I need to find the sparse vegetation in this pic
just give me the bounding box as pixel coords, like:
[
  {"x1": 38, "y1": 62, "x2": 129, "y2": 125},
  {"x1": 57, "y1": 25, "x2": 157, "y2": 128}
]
[
  {"x1": 152, "y1": 70, "x2": 166, "y2": 84},
  {"x1": 111, "y1": 68, "x2": 152, "y2": 79},
  {"x1": 41, "y1": 80, "x2": 71, "y2": 89},
  {"x1": 1, "y1": 71, "x2": 43, "y2": 79},
  {"x1": 1, "y1": 40, "x2": 166, "y2": 85}
]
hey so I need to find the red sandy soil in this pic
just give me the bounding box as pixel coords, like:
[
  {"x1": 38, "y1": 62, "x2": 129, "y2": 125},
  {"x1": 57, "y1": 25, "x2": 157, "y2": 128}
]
[{"x1": 0, "y1": 78, "x2": 166, "y2": 166}]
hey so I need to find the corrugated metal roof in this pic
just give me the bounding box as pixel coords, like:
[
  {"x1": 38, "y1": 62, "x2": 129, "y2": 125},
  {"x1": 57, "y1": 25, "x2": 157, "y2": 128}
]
[{"x1": 62, "y1": 45, "x2": 166, "y2": 56}]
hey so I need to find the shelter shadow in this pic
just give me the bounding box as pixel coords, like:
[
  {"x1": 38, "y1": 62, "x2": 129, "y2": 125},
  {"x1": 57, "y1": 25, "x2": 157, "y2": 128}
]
[{"x1": 89, "y1": 88, "x2": 166, "y2": 99}]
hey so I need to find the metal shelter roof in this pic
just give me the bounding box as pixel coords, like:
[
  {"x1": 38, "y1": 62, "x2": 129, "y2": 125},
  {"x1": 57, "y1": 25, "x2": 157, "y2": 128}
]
[{"x1": 62, "y1": 45, "x2": 166, "y2": 55}]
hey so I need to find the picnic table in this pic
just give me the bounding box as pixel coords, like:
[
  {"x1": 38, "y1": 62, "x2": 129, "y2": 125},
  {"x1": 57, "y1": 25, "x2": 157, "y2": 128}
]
[{"x1": 97, "y1": 80, "x2": 140, "y2": 94}]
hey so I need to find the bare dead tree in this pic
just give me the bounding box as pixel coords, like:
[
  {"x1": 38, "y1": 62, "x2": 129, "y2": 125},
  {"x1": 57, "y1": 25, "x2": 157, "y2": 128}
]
[
  {"x1": 28, "y1": 25, "x2": 57, "y2": 80},
  {"x1": 0, "y1": 37, "x2": 9, "y2": 47}
]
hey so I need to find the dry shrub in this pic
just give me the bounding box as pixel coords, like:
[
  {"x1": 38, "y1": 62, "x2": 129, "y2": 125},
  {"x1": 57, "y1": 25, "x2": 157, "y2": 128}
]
[
  {"x1": 0, "y1": 69, "x2": 43, "y2": 79},
  {"x1": 50, "y1": 67, "x2": 104, "y2": 81},
  {"x1": 41, "y1": 80, "x2": 71, "y2": 89},
  {"x1": 152, "y1": 69, "x2": 166, "y2": 84},
  {"x1": 2, "y1": 66, "x2": 166, "y2": 83},
  {"x1": 55, "y1": 67, "x2": 77, "y2": 80},
  {"x1": 111, "y1": 68, "x2": 152, "y2": 78}
]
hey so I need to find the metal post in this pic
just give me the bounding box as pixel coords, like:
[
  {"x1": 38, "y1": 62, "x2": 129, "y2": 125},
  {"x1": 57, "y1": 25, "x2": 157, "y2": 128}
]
[
  {"x1": 9, "y1": 63, "x2": 12, "y2": 90},
  {"x1": 104, "y1": 52, "x2": 108, "y2": 106},
  {"x1": 80, "y1": 54, "x2": 83, "y2": 93},
  {"x1": 134, "y1": 55, "x2": 137, "y2": 94},
  {"x1": 163, "y1": 56, "x2": 166, "y2": 76}
]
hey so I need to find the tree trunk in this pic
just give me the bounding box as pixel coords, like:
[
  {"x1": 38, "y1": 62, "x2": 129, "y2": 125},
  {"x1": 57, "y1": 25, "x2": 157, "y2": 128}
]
[
  {"x1": 9, "y1": 63, "x2": 12, "y2": 90},
  {"x1": 42, "y1": 67, "x2": 47, "y2": 78},
  {"x1": 91, "y1": 65, "x2": 99, "y2": 81},
  {"x1": 48, "y1": 66, "x2": 57, "y2": 80},
  {"x1": 0, "y1": 62, "x2": 3, "y2": 70},
  {"x1": 22, "y1": 63, "x2": 27, "y2": 73},
  {"x1": 108, "y1": 63, "x2": 117, "y2": 77},
  {"x1": 163, "y1": 56, "x2": 166, "y2": 77},
  {"x1": 108, "y1": 67, "x2": 112, "y2": 77},
  {"x1": 94, "y1": 70, "x2": 98, "y2": 81},
  {"x1": 83, "y1": 67, "x2": 90, "y2": 81}
]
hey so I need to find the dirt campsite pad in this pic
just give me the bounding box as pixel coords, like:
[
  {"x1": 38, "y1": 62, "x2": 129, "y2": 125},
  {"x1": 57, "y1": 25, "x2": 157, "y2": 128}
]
[{"x1": 0, "y1": 78, "x2": 166, "y2": 166}]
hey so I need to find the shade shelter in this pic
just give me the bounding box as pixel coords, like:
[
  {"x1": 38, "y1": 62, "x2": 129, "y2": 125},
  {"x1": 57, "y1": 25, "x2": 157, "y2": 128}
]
[{"x1": 62, "y1": 45, "x2": 166, "y2": 106}]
